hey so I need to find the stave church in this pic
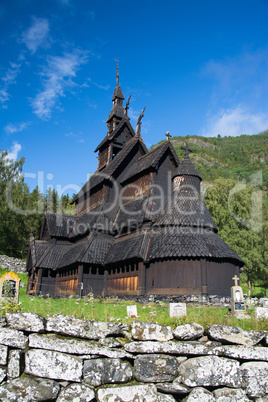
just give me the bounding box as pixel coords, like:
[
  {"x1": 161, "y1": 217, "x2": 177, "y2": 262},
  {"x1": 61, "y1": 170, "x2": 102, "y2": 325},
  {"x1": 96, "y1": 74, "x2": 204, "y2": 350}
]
[{"x1": 26, "y1": 68, "x2": 244, "y2": 298}]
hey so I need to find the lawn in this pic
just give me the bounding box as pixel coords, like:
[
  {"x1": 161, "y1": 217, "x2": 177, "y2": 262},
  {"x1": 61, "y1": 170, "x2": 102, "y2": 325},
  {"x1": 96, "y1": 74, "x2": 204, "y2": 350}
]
[{"x1": 0, "y1": 268, "x2": 267, "y2": 331}]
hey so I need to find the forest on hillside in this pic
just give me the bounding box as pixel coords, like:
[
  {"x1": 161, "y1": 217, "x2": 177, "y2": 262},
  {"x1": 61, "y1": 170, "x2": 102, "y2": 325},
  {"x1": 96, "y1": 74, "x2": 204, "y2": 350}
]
[{"x1": 0, "y1": 131, "x2": 267, "y2": 292}]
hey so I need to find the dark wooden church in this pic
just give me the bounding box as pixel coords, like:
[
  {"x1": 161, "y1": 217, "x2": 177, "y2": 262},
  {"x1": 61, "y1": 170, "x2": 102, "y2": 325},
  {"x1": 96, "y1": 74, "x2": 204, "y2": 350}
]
[{"x1": 26, "y1": 68, "x2": 244, "y2": 298}]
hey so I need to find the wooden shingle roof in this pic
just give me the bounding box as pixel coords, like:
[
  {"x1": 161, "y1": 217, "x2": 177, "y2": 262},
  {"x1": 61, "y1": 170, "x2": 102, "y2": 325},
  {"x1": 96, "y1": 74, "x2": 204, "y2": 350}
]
[
  {"x1": 147, "y1": 227, "x2": 244, "y2": 264},
  {"x1": 155, "y1": 188, "x2": 218, "y2": 232},
  {"x1": 173, "y1": 153, "x2": 202, "y2": 180},
  {"x1": 120, "y1": 140, "x2": 179, "y2": 184},
  {"x1": 95, "y1": 117, "x2": 135, "y2": 152},
  {"x1": 71, "y1": 137, "x2": 148, "y2": 204},
  {"x1": 45, "y1": 213, "x2": 79, "y2": 238}
]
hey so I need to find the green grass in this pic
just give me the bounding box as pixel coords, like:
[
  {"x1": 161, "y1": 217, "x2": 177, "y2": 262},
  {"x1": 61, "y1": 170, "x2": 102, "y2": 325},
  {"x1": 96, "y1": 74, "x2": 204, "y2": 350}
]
[{"x1": 0, "y1": 268, "x2": 267, "y2": 331}]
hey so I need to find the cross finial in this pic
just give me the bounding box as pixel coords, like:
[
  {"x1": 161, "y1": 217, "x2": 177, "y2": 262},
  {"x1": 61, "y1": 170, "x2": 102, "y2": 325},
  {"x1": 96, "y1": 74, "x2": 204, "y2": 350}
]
[
  {"x1": 115, "y1": 59, "x2": 119, "y2": 85},
  {"x1": 232, "y1": 275, "x2": 240, "y2": 286},
  {"x1": 181, "y1": 143, "x2": 192, "y2": 157},
  {"x1": 165, "y1": 131, "x2": 172, "y2": 141}
]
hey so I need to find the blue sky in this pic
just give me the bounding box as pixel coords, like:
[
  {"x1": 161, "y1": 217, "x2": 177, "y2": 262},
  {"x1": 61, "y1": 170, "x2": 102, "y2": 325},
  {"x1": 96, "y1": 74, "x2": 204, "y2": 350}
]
[{"x1": 1, "y1": 0, "x2": 268, "y2": 196}]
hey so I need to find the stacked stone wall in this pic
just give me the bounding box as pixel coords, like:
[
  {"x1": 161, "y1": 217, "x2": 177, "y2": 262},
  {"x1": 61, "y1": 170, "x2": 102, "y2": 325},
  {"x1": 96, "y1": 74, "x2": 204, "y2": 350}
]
[
  {"x1": 0, "y1": 255, "x2": 26, "y2": 273},
  {"x1": 0, "y1": 313, "x2": 267, "y2": 401}
]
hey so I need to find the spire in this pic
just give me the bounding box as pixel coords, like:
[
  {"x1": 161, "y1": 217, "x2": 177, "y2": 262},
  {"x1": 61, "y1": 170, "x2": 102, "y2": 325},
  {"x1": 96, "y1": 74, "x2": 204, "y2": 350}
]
[
  {"x1": 173, "y1": 142, "x2": 202, "y2": 181},
  {"x1": 106, "y1": 63, "x2": 125, "y2": 126},
  {"x1": 116, "y1": 62, "x2": 119, "y2": 86}
]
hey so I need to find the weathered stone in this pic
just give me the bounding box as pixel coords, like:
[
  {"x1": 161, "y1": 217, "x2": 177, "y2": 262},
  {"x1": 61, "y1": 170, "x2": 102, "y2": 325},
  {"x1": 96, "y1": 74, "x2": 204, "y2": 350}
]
[
  {"x1": 255, "y1": 307, "x2": 268, "y2": 320},
  {"x1": 0, "y1": 344, "x2": 8, "y2": 365},
  {"x1": 56, "y1": 383, "x2": 95, "y2": 402},
  {"x1": 0, "y1": 367, "x2": 6, "y2": 384},
  {"x1": 213, "y1": 387, "x2": 250, "y2": 401},
  {"x1": 179, "y1": 355, "x2": 242, "y2": 388},
  {"x1": 0, "y1": 255, "x2": 26, "y2": 273},
  {"x1": 0, "y1": 376, "x2": 60, "y2": 401},
  {"x1": 83, "y1": 358, "x2": 132, "y2": 386},
  {"x1": 98, "y1": 337, "x2": 122, "y2": 348},
  {"x1": 0, "y1": 327, "x2": 28, "y2": 349},
  {"x1": 29, "y1": 333, "x2": 132, "y2": 359},
  {"x1": 240, "y1": 361, "x2": 268, "y2": 398},
  {"x1": 211, "y1": 345, "x2": 268, "y2": 361},
  {"x1": 156, "y1": 379, "x2": 190, "y2": 395},
  {"x1": 157, "y1": 393, "x2": 176, "y2": 401},
  {"x1": 183, "y1": 387, "x2": 215, "y2": 401},
  {"x1": 97, "y1": 384, "x2": 158, "y2": 401},
  {"x1": 0, "y1": 316, "x2": 6, "y2": 327},
  {"x1": 134, "y1": 354, "x2": 180, "y2": 383},
  {"x1": 25, "y1": 348, "x2": 83, "y2": 382},
  {"x1": 206, "y1": 325, "x2": 265, "y2": 346},
  {"x1": 46, "y1": 314, "x2": 123, "y2": 339},
  {"x1": 264, "y1": 334, "x2": 268, "y2": 346},
  {"x1": 131, "y1": 321, "x2": 173, "y2": 341},
  {"x1": 173, "y1": 322, "x2": 204, "y2": 341},
  {"x1": 125, "y1": 340, "x2": 218, "y2": 355},
  {"x1": 7, "y1": 349, "x2": 23, "y2": 378},
  {"x1": 6, "y1": 312, "x2": 46, "y2": 333}
]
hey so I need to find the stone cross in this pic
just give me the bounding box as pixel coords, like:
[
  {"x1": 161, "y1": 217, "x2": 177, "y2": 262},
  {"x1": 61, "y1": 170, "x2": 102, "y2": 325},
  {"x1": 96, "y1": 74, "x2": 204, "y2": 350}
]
[
  {"x1": 232, "y1": 275, "x2": 239, "y2": 286},
  {"x1": 181, "y1": 143, "x2": 192, "y2": 156}
]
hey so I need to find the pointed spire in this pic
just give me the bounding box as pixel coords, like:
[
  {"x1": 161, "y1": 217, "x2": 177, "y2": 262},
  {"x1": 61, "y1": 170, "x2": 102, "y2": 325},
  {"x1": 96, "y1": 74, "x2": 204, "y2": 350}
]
[
  {"x1": 135, "y1": 106, "x2": 146, "y2": 136},
  {"x1": 116, "y1": 62, "x2": 119, "y2": 86},
  {"x1": 173, "y1": 143, "x2": 201, "y2": 180}
]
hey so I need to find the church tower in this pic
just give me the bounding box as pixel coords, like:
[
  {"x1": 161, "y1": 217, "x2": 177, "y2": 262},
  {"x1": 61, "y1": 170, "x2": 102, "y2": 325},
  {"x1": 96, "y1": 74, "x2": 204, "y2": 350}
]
[{"x1": 95, "y1": 66, "x2": 135, "y2": 170}]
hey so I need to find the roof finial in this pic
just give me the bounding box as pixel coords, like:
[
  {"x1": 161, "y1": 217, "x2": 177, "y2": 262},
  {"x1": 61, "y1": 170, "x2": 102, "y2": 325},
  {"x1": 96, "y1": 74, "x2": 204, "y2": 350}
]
[
  {"x1": 136, "y1": 105, "x2": 146, "y2": 136},
  {"x1": 124, "y1": 94, "x2": 131, "y2": 117},
  {"x1": 165, "y1": 131, "x2": 172, "y2": 141},
  {"x1": 181, "y1": 143, "x2": 192, "y2": 157},
  {"x1": 115, "y1": 59, "x2": 119, "y2": 85}
]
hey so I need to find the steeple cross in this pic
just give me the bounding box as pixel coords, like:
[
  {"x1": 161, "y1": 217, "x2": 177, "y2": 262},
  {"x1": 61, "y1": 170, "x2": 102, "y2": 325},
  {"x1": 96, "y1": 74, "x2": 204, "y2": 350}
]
[
  {"x1": 165, "y1": 131, "x2": 172, "y2": 141},
  {"x1": 232, "y1": 275, "x2": 240, "y2": 286},
  {"x1": 181, "y1": 143, "x2": 192, "y2": 156}
]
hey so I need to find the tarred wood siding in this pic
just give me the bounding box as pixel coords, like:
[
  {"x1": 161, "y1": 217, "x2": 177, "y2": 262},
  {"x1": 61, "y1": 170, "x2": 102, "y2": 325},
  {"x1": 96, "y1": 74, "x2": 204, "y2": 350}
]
[
  {"x1": 76, "y1": 185, "x2": 106, "y2": 215},
  {"x1": 107, "y1": 271, "x2": 139, "y2": 296},
  {"x1": 83, "y1": 273, "x2": 105, "y2": 296},
  {"x1": 146, "y1": 260, "x2": 202, "y2": 295},
  {"x1": 98, "y1": 147, "x2": 109, "y2": 170},
  {"x1": 122, "y1": 174, "x2": 152, "y2": 200},
  {"x1": 206, "y1": 261, "x2": 240, "y2": 296}
]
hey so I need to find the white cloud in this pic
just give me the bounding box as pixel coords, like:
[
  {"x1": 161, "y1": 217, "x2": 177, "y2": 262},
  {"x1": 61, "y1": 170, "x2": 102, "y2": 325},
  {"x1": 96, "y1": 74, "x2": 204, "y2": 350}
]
[
  {"x1": 6, "y1": 142, "x2": 22, "y2": 161},
  {"x1": 201, "y1": 106, "x2": 268, "y2": 137},
  {"x1": 0, "y1": 62, "x2": 21, "y2": 107},
  {"x1": 21, "y1": 17, "x2": 50, "y2": 54},
  {"x1": 88, "y1": 78, "x2": 110, "y2": 90},
  {"x1": 4, "y1": 121, "x2": 31, "y2": 134},
  {"x1": 65, "y1": 131, "x2": 84, "y2": 143},
  {"x1": 31, "y1": 50, "x2": 88, "y2": 119}
]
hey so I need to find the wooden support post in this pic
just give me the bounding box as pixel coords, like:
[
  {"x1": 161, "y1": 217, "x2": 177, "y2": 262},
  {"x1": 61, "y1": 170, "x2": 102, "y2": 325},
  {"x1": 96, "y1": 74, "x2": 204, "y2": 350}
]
[
  {"x1": 36, "y1": 268, "x2": 43, "y2": 295},
  {"x1": 78, "y1": 264, "x2": 83, "y2": 298},
  {"x1": 138, "y1": 262, "x2": 146, "y2": 296},
  {"x1": 104, "y1": 270, "x2": 108, "y2": 296},
  {"x1": 201, "y1": 260, "x2": 208, "y2": 295}
]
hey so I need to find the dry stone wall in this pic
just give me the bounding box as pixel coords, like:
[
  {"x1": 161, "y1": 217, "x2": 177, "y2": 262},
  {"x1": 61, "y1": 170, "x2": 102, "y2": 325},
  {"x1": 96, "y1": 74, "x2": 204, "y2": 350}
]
[
  {"x1": 0, "y1": 255, "x2": 26, "y2": 273},
  {"x1": 0, "y1": 313, "x2": 267, "y2": 401}
]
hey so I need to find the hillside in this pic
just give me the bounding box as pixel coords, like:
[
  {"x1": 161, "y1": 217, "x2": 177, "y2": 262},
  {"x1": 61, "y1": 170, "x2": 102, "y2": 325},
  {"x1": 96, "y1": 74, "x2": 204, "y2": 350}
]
[{"x1": 153, "y1": 131, "x2": 268, "y2": 186}]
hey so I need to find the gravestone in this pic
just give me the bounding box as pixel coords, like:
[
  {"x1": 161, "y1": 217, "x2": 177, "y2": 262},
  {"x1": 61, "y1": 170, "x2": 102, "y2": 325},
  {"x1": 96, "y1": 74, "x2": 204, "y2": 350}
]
[
  {"x1": 255, "y1": 307, "x2": 268, "y2": 320},
  {"x1": 169, "y1": 303, "x2": 187, "y2": 318},
  {"x1": 127, "y1": 305, "x2": 137, "y2": 318},
  {"x1": 230, "y1": 275, "x2": 246, "y2": 315},
  {"x1": 260, "y1": 298, "x2": 268, "y2": 307},
  {"x1": 0, "y1": 272, "x2": 21, "y2": 303}
]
